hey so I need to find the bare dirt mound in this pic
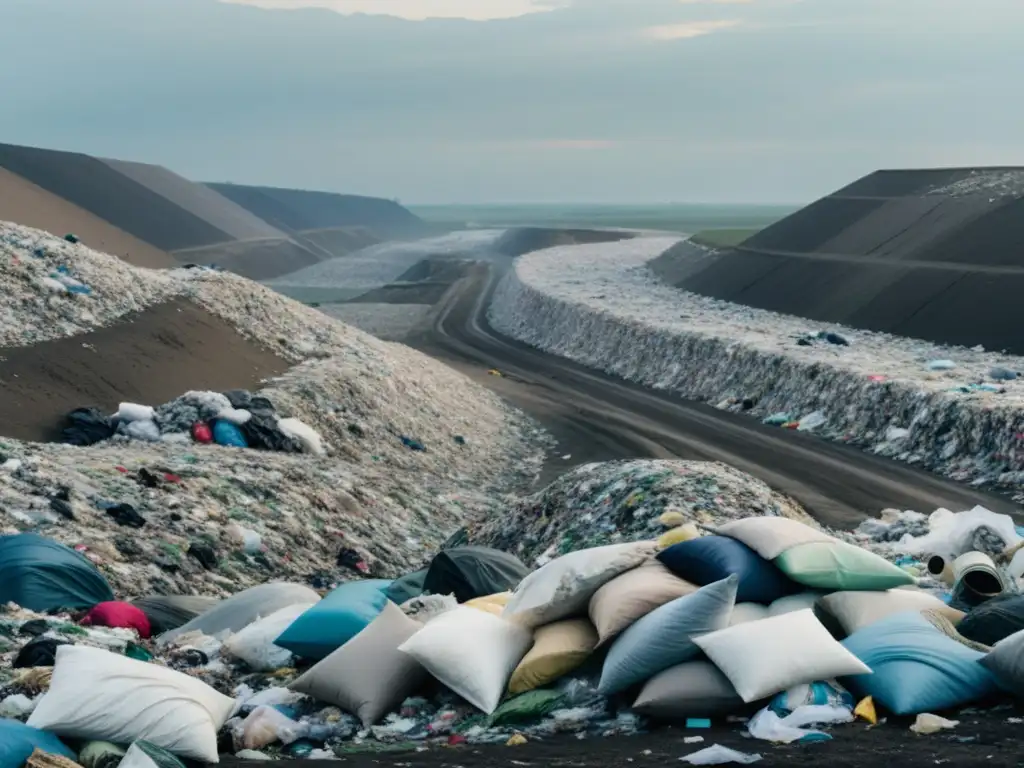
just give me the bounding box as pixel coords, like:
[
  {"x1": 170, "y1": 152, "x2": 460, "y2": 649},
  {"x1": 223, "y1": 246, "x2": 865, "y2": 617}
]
[
  {"x1": 101, "y1": 158, "x2": 286, "y2": 242},
  {"x1": 0, "y1": 167, "x2": 174, "y2": 268},
  {"x1": 206, "y1": 182, "x2": 428, "y2": 239},
  {"x1": 0, "y1": 142, "x2": 234, "y2": 251},
  {"x1": 656, "y1": 167, "x2": 1024, "y2": 353},
  {"x1": 0, "y1": 298, "x2": 290, "y2": 442},
  {"x1": 173, "y1": 237, "x2": 323, "y2": 280}
]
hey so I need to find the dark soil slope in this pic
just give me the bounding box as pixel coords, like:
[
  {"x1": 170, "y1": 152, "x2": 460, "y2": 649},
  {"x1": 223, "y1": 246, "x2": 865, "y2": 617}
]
[
  {"x1": 0, "y1": 143, "x2": 233, "y2": 251},
  {"x1": 206, "y1": 183, "x2": 428, "y2": 239},
  {"x1": 0, "y1": 299, "x2": 289, "y2": 442},
  {"x1": 653, "y1": 167, "x2": 1024, "y2": 353},
  {"x1": 0, "y1": 167, "x2": 175, "y2": 268}
]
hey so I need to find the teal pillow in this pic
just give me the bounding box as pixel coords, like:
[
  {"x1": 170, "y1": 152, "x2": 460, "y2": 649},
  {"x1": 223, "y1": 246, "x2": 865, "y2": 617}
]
[
  {"x1": 841, "y1": 611, "x2": 997, "y2": 715},
  {"x1": 0, "y1": 719, "x2": 76, "y2": 768},
  {"x1": 598, "y1": 575, "x2": 738, "y2": 695},
  {"x1": 276, "y1": 579, "x2": 392, "y2": 660}
]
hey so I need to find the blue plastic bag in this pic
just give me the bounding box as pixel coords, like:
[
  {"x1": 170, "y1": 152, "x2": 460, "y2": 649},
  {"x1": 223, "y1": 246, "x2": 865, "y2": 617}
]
[
  {"x1": 657, "y1": 536, "x2": 799, "y2": 604},
  {"x1": 841, "y1": 611, "x2": 997, "y2": 715},
  {"x1": 212, "y1": 419, "x2": 248, "y2": 448},
  {"x1": 275, "y1": 579, "x2": 392, "y2": 660},
  {"x1": 0, "y1": 719, "x2": 76, "y2": 768},
  {"x1": 599, "y1": 576, "x2": 738, "y2": 695}
]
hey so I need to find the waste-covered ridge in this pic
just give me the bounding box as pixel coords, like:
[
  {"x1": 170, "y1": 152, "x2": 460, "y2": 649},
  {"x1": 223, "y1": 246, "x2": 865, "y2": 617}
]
[{"x1": 489, "y1": 236, "x2": 1024, "y2": 503}]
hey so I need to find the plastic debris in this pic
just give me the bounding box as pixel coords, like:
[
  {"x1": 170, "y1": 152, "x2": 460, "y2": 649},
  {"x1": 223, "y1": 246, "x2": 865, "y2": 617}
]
[
  {"x1": 680, "y1": 745, "x2": 763, "y2": 765},
  {"x1": 910, "y1": 713, "x2": 959, "y2": 734},
  {"x1": 506, "y1": 733, "x2": 528, "y2": 746},
  {"x1": 854, "y1": 696, "x2": 878, "y2": 725},
  {"x1": 747, "y1": 705, "x2": 852, "y2": 744},
  {"x1": 488, "y1": 237, "x2": 1024, "y2": 504}
]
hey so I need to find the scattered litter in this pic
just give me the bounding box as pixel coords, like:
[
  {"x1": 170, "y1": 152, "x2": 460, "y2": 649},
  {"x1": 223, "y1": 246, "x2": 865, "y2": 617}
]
[
  {"x1": 910, "y1": 714, "x2": 959, "y2": 734},
  {"x1": 926, "y1": 359, "x2": 957, "y2": 371},
  {"x1": 680, "y1": 745, "x2": 762, "y2": 765}
]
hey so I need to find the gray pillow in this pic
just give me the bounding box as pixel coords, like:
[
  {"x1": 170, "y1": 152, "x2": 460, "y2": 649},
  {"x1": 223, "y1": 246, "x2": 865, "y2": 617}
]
[
  {"x1": 633, "y1": 660, "x2": 745, "y2": 718},
  {"x1": 290, "y1": 601, "x2": 428, "y2": 727},
  {"x1": 980, "y1": 628, "x2": 1024, "y2": 695},
  {"x1": 598, "y1": 575, "x2": 738, "y2": 695}
]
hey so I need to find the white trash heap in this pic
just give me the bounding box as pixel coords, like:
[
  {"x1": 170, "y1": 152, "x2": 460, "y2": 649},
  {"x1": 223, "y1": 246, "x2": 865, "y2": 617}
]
[
  {"x1": 0, "y1": 221, "x2": 543, "y2": 597},
  {"x1": 488, "y1": 236, "x2": 1024, "y2": 503},
  {"x1": 4, "y1": 503, "x2": 1022, "y2": 765}
]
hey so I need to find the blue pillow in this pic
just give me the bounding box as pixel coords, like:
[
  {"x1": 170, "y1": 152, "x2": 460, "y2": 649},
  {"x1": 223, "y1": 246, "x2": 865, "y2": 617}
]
[
  {"x1": 275, "y1": 579, "x2": 392, "y2": 660},
  {"x1": 657, "y1": 536, "x2": 798, "y2": 604},
  {"x1": 841, "y1": 611, "x2": 998, "y2": 715},
  {"x1": 599, "y1": 575, "x2": 738, "y2": 695},
  {"x1": 0, "y1": 719, "x2": 76, "y2": 768}
]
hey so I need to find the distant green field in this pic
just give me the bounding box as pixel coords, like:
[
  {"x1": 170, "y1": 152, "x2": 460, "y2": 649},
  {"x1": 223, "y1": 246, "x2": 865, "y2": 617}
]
[
  {"x1": 689, "y1": 228, "x2": 761, "y2": 247},
  {"x1": 409, "y1": 203, "x2": 795, "y2": 235}
]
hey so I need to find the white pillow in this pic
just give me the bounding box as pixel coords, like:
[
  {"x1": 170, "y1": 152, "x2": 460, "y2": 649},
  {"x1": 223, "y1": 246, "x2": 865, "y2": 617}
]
[
  {"x1": 717, "y1": 516, "x2": 833, "y2": 560},
  {"x1": 222, "y1": 602, "x2": 314, "y2": 671},
  {"x1": 693, "y1": 608, "x2": 871, "y2": 703},
  {"x1": 729, "y1": 603, "x2": 771, "y2": 626},
  {"x1": 815, "y1": 589, "x2": 959, "y2": 635},
  {"x1": 27, "y1": 645, "x2": 236, "y2": 762},
  {"x1": 398, "y1": 606, "x2": 532, "y2": 714},
  {"x1": 768, "y1": 591, "x2": 826, "y2": 617},
  {"x1": 503, "y1": 541, "x2": 657, "y2": 629}
]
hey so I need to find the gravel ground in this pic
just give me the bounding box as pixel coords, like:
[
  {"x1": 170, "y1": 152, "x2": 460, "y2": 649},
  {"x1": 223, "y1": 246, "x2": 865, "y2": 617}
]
[{"x1": 488, "y1": 237, "x2": 1024, "y2": 503}]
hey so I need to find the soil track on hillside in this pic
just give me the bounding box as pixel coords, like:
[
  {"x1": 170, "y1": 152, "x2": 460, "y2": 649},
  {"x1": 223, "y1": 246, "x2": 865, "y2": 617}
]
[{"x1": 0, "y1": 299, "x2": 289, "y2": 441}]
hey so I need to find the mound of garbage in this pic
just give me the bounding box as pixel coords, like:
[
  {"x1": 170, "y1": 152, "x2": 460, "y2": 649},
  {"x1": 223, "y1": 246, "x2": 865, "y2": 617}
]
[
  {"x1": 4, "y1": 506, "x2": 1023, "y2": 766},
  {"x1": 488, "y1": 237, "x2": 1024, "y2": 502},
  {"x1": 0, "y1": 220, "x2": 543, "y2": 596},
  {"x1": 474, "y1": 459, "x2": 812, "y2": 566}
]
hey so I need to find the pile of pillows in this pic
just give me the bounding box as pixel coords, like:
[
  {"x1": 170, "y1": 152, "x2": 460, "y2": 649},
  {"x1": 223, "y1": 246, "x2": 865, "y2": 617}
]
[{"x1": 19, "y1": 515, "x2": 1022, "y2": 765}]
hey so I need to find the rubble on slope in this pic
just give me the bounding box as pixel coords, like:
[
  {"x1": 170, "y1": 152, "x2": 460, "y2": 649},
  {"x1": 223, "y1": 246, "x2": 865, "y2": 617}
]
[
  {"x1": 474, "y1": 459, "x2": 812, "y2": 567},
  {"x1": 488, "y1": 237, "x2": 1024, "y2": 503}
]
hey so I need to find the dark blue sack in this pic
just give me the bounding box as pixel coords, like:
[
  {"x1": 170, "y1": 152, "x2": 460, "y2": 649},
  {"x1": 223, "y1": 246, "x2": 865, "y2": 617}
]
[{"x1": 657, "y1": 535, "x2": 799, "y2": 604}]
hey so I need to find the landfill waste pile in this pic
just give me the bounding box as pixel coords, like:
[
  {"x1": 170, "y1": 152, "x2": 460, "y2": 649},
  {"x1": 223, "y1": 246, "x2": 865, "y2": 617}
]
[
  {"x1": 64, "y1": 390, "x2": 321, "y2": 454},
  {"x1": 5, "y1": 512, "x2": 1023, "y2": 766},
  {"x1": 0, "y1": 220, "x2": 543, "y2": 595},
  {"x1": 488, "y1": 236, "x2": 1024, "y2": 502},
  {"x1": 852, "y1": 503, "x2": 1024, "y2": 608},
  {"x1": 265, "y1": 230, "x2": 505, "y2": 301},
  {"x1": 474, "y1": 459, "x2": 813, "y2": 566}
]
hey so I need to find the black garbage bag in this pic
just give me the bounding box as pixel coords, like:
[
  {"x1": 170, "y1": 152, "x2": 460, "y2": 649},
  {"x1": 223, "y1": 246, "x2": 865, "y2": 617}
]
[
  {"x1": 241, "y1": 411, "x2": 302, "y2": 452},
  {"x1": 62, "y1": 407, "x2": 115, "y2": 446},
  {"x1": 14, "y1": 637, "x2": 72, "y2": 667},
  {"x1": 132, "y1": 595, "x2": 221, "y2": 634},
  {"x1": 958, "y1": 594, "x2": 1024, "y2": 646},
  {"x1": 223, "y1": 389, "x2": 253, "y2": 409},
  {"x1": 423, "y1": 546, "x2": 529, "y2": 603},
  {"x1": 103, "y1": 502, "x2": 146, "y2": 528}
]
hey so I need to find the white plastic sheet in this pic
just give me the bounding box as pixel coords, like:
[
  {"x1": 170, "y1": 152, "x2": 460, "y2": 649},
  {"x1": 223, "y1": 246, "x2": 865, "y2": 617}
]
[{"x1": 680, "y1": 745, "x2": 763, "y2": 765}]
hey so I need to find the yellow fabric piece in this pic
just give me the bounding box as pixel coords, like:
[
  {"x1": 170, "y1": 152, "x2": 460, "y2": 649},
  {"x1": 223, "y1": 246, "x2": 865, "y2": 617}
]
[
  {"x1": 508, "y1": 618, "x2": 598, "y2": 694},
  {"x1": 658, "y1": 511, "x2": 687, "y2": 528},
  {"x1": 657, "y1": 524, "x2": 700, "y2": 549},
  {"x1": 506, "y1": 734, "x2": 527, "y2": 746},
  {"x1": 854, "y1": 696, "x2": 877, "y2": 724},
  {"x1": 465, "y1": 592, "x2": 512, "y2": 616}
]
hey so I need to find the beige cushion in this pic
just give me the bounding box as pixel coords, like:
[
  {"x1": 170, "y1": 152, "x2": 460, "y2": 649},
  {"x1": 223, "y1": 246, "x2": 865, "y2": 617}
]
[
  {"x1": 717, "y1": 517, "x2": 834, "y2": 560},
  {"x1": 290, "y1": 602, "x2": 428, "y2": 728},
  {"x1": 588, "y1": 560, "x2": 697, "y2": 645},
  {"x1": 816, "y1": 589, "x2": 964, "y2": 636},
  {"x1": 508, "y1": 618, "x2": 598, "y2": 694},
  {"x1": 503, "y1": 541, "x2": 658, "y2": 629}
]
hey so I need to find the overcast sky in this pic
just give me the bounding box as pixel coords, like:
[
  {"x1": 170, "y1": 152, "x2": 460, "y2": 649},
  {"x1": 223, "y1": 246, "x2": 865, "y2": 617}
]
[{"x1": 1, "y1": 0, "x2": 1021, "y2": 203}]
